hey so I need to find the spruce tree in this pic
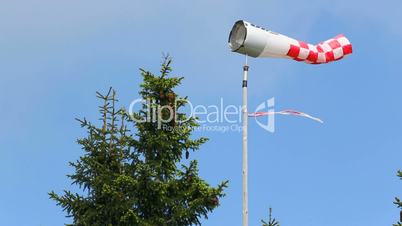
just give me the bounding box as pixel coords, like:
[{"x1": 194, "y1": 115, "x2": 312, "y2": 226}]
[
  {"x1": 49, "y1": 56, "x2": 228, "y2": 226},
  {"x1": 261, "y1": 208, "x2": 280, "y2": 226},
  {"x1": 394, "y1": 171, "x2": 402, "y2": 226}
]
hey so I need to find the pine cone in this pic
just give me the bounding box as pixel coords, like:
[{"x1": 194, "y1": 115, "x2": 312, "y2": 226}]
[
  {"x1": 167, "y1": 92, "x2": 175, "y2": 102},
  {"x1": 211, "y1": 197, "x2": 219, "y2": 206},
  {"x1": 159, "y1": 91, "x2": 165, "y2": 99}
]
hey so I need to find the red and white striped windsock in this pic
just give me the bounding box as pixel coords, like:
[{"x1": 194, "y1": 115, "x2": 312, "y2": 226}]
[
  {"x1": 248, "y1": 109, "x2": 323, "y2": 123},
  {"x1": 228, "y1": 20, "x2": 352, "y2": 64}
]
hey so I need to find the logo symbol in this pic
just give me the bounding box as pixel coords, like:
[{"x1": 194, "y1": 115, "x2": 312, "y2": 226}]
[{"x1": 253, "y1": 97, "x2": 275, "y2": 133}]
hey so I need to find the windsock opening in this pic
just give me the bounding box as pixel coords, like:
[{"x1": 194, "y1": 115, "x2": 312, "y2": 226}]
[{"x1": 228, "y1": 20, "x2": 247, "y2": 52}]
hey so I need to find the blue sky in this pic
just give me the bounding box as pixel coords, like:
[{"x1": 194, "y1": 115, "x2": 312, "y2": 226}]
[{"x1": 1, "y1": 0, "x2": 402, "y2": 225}]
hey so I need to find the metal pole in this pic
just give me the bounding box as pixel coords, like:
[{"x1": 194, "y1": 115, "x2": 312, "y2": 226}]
[{"x1": 242, "y1": 62, "x2": 249, "y2": 226}]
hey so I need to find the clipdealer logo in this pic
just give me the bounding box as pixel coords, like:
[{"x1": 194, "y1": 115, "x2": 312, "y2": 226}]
[{"x1": 128, "y1": 97, "x2": 275, "y2": 133}]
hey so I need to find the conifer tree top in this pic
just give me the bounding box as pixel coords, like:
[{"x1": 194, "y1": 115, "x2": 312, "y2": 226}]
[{"x1": 49, "y1": 56, "x2": 228, "y2": 226}]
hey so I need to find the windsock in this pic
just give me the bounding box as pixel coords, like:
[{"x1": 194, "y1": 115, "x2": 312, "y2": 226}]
[
  {"x1": 228, "y1": 20, "x2": 352, "y2": 64},
  {"x1": 249, "y1": 109, "x2": 323, "y2": 123}
]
